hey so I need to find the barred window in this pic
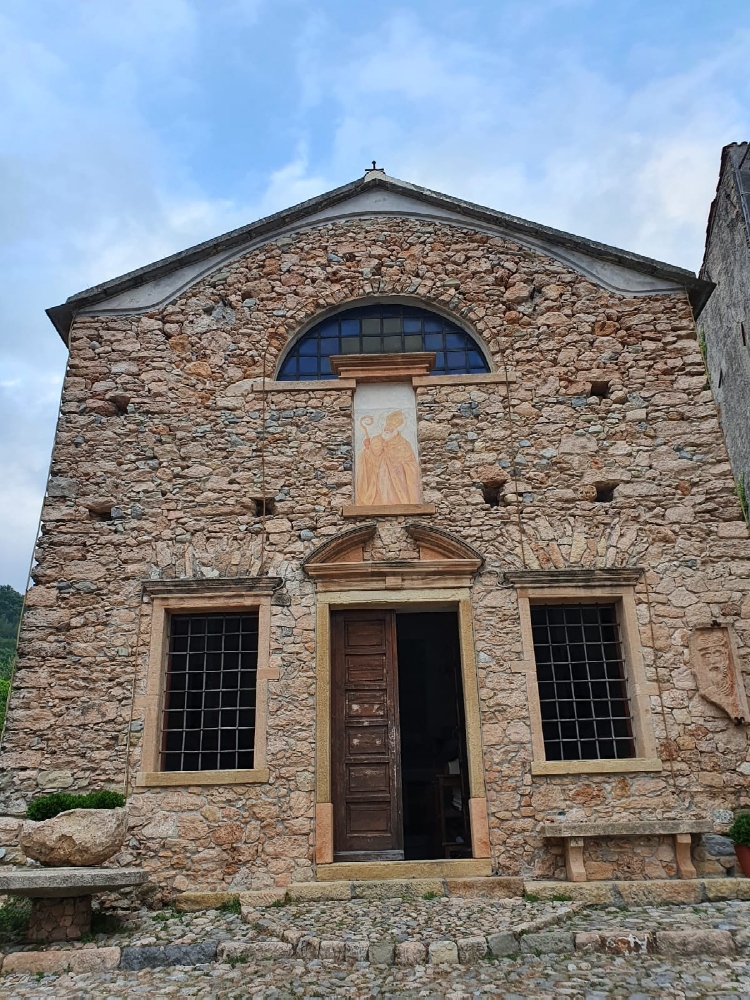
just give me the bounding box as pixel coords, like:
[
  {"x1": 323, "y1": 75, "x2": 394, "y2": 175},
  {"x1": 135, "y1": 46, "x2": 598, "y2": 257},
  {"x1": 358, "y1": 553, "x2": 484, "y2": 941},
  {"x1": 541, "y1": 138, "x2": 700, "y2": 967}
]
[
  {"x1": 530, "y1": 604, "x2": 635, "y2": 761},
  {"x1": 161, "y1": 613, "x2": 258, "y2": 772},
  {"x1": 277, "y1": 304, "x2": 490, "y2": 380}
]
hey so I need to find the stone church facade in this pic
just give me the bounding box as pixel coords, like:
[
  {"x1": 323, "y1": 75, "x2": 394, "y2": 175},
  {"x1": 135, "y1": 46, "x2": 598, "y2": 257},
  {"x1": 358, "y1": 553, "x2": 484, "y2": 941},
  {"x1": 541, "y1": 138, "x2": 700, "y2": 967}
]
[{"x1": 2, "y1": 169, "x2": 750, "y2": 893}]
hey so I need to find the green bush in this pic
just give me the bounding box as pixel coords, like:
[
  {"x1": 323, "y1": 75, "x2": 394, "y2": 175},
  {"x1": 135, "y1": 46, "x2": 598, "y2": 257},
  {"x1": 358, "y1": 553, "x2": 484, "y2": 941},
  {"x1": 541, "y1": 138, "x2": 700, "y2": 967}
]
[
  {"x1": 26, "y1": 790, "x2": 125, "y2": 822},
  {"x1": 727, "y1": 813, "x2": 750, "y2": 847},
  {"x1": 0, "y1": 896, "x2": 31, "y2": 944}
]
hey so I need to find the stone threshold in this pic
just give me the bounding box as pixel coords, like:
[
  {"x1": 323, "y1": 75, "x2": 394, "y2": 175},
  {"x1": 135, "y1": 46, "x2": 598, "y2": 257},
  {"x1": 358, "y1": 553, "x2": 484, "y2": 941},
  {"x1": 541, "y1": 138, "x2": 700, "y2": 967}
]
[{"x1": 317, "y1": 857, "x2": 492, "y2": 881}]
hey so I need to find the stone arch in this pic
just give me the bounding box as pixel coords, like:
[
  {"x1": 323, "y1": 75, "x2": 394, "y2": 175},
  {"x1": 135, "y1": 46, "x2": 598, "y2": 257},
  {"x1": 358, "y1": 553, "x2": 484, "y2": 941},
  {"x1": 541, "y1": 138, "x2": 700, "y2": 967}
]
[
  {"x1": 303, "y1": 521, "x2": 483, "y2": 590},
  {"x1": 274, "y1": 295, "x2": 494, "y2": 379}
]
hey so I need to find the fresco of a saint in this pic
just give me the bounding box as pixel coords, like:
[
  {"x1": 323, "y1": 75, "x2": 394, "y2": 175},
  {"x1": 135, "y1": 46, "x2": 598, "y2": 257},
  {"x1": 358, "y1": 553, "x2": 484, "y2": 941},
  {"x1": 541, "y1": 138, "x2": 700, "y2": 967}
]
[
  {"x1": 353, "y1": 384, "x2": 423, "y2": 506},
  {"x1": 357, "y1": 410, "x2": 421, "y2": 506}
]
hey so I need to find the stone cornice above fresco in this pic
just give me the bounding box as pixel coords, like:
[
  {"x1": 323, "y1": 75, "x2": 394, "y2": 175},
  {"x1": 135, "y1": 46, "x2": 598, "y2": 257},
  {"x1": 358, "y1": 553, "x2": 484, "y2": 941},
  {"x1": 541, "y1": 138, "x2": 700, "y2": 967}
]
[
  {"x1": 47, "y1": 171, "x2": 713, "y2": 344},
  {"x1": 303, "y1": 522, "x2": 483, "y2": 592},
  {"x1": 330, "y1": 352, "x2": 435, "y2": 382}
]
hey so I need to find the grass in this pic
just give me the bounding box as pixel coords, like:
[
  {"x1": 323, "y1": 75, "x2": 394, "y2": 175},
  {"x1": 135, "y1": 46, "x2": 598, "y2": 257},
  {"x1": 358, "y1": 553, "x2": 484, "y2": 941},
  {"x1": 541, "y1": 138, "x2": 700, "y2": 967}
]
[
  {"x1": 219, "y1": 895, "x2": 242, "y2": 915},
  {"x1": 422, "y1": 891, "x2": 439, "y2": 900},
  {"x1": 0, "y1": 896, "x2": 31, "y2": 945},
  {"x1": 735, "y1": 473, "x2": 748, "y2": 523},
  {"x1": 152, "y1": 906, "x2": 186, "y2": 923},
  {"x1": 270, "y1": 893, "x2": 292, "y2": 908}
]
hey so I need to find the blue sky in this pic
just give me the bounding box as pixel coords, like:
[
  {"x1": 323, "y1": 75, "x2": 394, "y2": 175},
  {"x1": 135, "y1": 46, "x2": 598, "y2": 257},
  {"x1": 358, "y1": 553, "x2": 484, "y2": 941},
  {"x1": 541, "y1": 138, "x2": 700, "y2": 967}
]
[{"x1": 1, "y1": 0, "x2": 749, "y2": 590}]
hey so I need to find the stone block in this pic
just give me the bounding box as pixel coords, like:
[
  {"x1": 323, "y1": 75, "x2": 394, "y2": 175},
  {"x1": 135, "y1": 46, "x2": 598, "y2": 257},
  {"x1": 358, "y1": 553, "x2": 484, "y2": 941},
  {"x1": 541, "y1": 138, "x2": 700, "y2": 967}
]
[
  {"x1": 217, "y1": 940, "x2": 293, "y2": 962},
  {"x1": 520, "y1": 931, "x2": 574, "y2": 954},
  {"x1": 239, "y1": 888, "x2": 288, "y2": 908},
  {"x1": 175, "y1": 891, "x2": 238, "y2": 912},
  {"x1": 656, "y1": 929, "x2": 735, "y2": 956},
  {"x1": 599, "y1": 931, "x2": 654, "y2": 954},
  {"x1": 368, "y1": 940, "x2": 395, "y2": 965},
  {"x1": 395, "y1": 940, "x2": 427, "y2": 965},
  {"x1": 345, "y1": 940, "x2": 370, "y2": 962},
  {"x1": 617, "y1": 881, "x2": 702, "y2": 906},
  {"x1": 703, "y1": 877, "x2": 750, "y2": 901},
  {"x1": 352, "y1": 878, "x2": 445, "y2": 900},
  {"x1": 120, "y1": 941, "x2": 218, "y2": 969},
  {"x1": 457, "y1": 936, "x2": 487, "y2": 963},
  {"x1": 287, "y1": 881, "x2": 351, "y2": 902},
  {"x1": 487, "y1": 931, "x2": 518, "y2": 956},
  {"x1": 446, "y1": 876, "x2": 523, "y2": 898},
  {"x1": 574, "y1": 931, "x2": 601, "y2": 952},
  {"x1": 2, "y1": 947, "x2": 120, "y2": 975},
  {"x1": 296, "y1": 936, "x2": 320, "y2": 959},
  {"x1": 703, "y1": 834, "x2": 735, "y2": 857},
  {"x1": 524, "y1": 881, "x2": 615, "y2": 904},
  {"x1": 428, "y1": 940, "x2": 459, "y2": 964},
  {"x1": 319, "y1": 939, "x2": 346, "y2": 961}
]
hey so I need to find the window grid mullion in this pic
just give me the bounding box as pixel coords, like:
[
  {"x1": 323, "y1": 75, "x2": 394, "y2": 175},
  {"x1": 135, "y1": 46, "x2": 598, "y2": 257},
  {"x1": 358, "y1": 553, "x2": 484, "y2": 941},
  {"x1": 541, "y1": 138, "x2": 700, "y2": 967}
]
[{"x1": 532, "y1": 603, "x2": 635, "y2": 762}]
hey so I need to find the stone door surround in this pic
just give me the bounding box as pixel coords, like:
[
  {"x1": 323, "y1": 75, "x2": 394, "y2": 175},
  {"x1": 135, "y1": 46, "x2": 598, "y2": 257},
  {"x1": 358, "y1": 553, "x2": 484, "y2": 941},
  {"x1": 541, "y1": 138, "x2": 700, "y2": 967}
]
[{"x1": 304, "y1": 522, "x2": 491, "y2": 868}]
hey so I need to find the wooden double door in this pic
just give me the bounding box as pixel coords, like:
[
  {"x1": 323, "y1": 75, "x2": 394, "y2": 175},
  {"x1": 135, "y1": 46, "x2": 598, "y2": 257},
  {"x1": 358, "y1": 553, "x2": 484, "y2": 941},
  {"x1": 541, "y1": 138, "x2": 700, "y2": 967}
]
[{"x1": 331, "y1": 607, "x2": 471, "y2": 862}]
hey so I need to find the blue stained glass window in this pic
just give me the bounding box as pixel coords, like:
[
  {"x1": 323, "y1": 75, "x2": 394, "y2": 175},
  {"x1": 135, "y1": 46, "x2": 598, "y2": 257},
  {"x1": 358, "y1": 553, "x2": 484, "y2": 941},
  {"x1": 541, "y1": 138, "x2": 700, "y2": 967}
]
[{"x1": 277, "y1": 304, "x2": 490, "y2": 380}]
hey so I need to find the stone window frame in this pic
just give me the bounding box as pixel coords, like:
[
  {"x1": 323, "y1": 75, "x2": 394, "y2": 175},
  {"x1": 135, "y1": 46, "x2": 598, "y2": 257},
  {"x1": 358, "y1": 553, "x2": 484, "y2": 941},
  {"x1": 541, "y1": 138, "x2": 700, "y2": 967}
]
[
  {"x1": 134, "y1": 578, "x2": 281, "y2": 788},
  {"x1": 505, "y1": 569, "x2": 662, "y2": 777}
]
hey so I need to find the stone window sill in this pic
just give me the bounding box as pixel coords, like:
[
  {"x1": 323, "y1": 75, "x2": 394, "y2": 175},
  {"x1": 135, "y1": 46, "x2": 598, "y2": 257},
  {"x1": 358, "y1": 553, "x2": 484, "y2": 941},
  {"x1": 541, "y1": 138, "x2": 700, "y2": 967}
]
[
  {"x1": 531, "y1": 758, "x2": 662, "y2": 777},
  {"x1": 135, "y1": 768, "x2": 270, "y2": 788}
]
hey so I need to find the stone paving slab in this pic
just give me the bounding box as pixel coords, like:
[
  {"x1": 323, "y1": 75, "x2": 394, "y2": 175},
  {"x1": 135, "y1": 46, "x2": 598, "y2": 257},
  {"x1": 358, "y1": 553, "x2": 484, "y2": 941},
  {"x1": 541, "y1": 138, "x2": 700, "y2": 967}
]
[{"x1": 1, "y1": 947, "x2": 121, "y2": 975}]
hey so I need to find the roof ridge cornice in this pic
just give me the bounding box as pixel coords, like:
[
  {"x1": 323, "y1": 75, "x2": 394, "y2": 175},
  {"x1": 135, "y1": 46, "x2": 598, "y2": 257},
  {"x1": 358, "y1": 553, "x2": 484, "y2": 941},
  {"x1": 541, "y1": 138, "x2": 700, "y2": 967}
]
[{"x1": 47, "y1": 171, "x2": 714, "y2": 343}]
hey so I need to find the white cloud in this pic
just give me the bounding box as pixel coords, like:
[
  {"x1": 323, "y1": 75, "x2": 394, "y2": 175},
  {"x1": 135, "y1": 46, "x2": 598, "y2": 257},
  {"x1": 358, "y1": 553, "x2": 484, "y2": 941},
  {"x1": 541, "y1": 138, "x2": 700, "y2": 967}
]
[{"x1": 1, "y1": 0, "x2": 749, "y2": 592}]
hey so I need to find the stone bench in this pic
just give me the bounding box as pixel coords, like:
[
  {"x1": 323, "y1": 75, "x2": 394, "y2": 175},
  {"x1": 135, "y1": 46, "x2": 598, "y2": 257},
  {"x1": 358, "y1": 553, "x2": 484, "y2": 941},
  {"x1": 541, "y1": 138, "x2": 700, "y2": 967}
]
[
  {"x1": 0, "y1": 867, "x2": 147, "y2": 942},
  {"x1": 541, "y1": 820, "x2": 713, "y2": 883}
]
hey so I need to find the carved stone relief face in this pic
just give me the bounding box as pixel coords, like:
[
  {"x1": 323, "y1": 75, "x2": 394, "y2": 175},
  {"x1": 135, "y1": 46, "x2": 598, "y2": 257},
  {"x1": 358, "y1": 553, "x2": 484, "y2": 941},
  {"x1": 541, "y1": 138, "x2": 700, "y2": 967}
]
[{"x1": 689, "y1": 627, "x2": 749, "y2": 725}]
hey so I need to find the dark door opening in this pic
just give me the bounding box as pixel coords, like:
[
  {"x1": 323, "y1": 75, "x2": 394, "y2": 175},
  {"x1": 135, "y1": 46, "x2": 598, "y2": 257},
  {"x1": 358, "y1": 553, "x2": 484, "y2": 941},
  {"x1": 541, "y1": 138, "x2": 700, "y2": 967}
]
[{"x1": 396, "y1": 611, "x2": 472, "y2": 860}]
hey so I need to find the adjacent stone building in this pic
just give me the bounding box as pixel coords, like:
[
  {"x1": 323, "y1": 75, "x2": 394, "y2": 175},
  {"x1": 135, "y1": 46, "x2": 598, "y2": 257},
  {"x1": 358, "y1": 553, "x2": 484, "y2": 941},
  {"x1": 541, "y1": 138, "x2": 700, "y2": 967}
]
[
  {"x1": 2, "y1": 168, "x2": 750, "y2": 893},
  {"x1": 699, "y1": 141, "x2": 750, "y2": 504}
]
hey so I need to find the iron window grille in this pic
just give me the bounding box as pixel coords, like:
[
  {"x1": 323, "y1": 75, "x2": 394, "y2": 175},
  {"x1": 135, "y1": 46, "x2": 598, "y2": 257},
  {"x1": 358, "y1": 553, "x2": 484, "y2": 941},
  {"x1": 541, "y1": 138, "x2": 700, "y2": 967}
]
[
  {"x1": 277, "y1": 304, "x2": 490, "y2": 380},
  {"x1": 530, "y1": 603, "x2": 636, "y2": 761},
  {"x1": 161, "y1": 612, "x2": 258, "y2": 772}
]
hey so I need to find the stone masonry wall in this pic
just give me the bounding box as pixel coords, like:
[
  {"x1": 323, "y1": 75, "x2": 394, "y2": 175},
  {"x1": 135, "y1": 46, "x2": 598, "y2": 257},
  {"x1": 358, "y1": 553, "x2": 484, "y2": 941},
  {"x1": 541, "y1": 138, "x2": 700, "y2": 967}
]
[
  {"x1": 2, "y1": 216, "x2": 750, "y2": 889},
  {"x1": 700, "y1": 143, "x2": 750, "y2": 492}
]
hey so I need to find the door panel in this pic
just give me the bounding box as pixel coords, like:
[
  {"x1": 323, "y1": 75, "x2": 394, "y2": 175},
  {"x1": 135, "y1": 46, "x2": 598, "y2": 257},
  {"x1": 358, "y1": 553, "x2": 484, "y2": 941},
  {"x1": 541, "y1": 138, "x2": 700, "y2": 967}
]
[{"x1": 332, "y1": 609, "x2": 403, "y2": 861}]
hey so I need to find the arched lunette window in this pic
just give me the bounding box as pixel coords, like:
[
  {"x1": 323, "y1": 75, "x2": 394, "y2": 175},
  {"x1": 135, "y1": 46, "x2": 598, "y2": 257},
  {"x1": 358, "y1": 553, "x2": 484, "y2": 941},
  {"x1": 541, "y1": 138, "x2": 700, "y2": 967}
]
[{"x1": 277, "y1": 304, "x2": 490, "y2": 380}]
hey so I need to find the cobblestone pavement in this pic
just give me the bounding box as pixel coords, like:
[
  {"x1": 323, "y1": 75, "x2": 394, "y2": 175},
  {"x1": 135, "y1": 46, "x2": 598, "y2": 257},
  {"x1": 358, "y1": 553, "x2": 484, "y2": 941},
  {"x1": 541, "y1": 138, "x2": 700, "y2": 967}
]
[
  {"x1": 247, "y1": 897, "x2": 574, "y2": 944},
  {"x1": 2, "y1": 897, "x2": 573, "y2": 954},
  {"x1": 3, "y1": 953, "x2": 750, "y2": 997},
  {"x1": 566, "y1": 900, "x2": 750, "y2": 933}
]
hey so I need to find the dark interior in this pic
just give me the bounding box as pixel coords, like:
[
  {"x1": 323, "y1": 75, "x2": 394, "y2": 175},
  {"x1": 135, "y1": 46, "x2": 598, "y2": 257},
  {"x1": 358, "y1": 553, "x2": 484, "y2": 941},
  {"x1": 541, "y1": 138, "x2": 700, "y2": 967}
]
[{"x1": 396, "y1": 611, "x2": 472, "y2": 860}]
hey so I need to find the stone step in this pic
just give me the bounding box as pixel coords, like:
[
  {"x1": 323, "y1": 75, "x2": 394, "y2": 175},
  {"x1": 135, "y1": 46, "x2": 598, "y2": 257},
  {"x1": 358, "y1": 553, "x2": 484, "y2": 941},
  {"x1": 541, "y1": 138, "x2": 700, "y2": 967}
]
[
  {"x1": 523, "y1": 876, "x2": 750, "y2": 906},
  {"x1": 176, "y1": 875, "x2": 523, "y2": 912}
]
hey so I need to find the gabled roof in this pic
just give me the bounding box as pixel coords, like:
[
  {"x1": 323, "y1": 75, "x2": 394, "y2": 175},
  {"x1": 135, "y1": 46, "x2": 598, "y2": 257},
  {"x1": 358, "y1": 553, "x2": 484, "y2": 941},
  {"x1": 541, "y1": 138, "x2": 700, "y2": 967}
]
[{"x1": 47, "y1": 169, "x2": 713, "y2": 344}]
